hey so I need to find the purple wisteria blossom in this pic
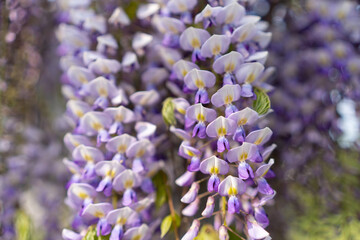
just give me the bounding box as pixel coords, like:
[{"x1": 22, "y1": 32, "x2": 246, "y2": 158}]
[
  {"x1": 146, "y1": 0, "x2": 276, "y2": 239},
  {"x1": 56, "y1": 0, "x2": 168, "y2": 239}
]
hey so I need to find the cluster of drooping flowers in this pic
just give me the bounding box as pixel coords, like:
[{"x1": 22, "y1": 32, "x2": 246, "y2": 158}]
[
  {"x1": 56, "y1": 0, "x2": 172, "y2": 239},
  {"x1": 269, "y1": 0, "x2": 360, "y2": 180},
  {"x1": 141, "y1": 0, "x2": 277, "y2": 239}
]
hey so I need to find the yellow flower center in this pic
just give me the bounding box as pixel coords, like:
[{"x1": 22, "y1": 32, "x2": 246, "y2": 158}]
[
  {"x1": 191, "y1": 38, "x2": 201, "y2": 49},
  {"x1": 124, "y1": 180, "x2": 133, "y2": 189},
  {"x1": 239, "y1": 153, "x2": 248, "y2": 162},
  {"x1": 78, "y1": 192, "x2": 88, "y2": 199},
  {"x1": 212, "y1": 44, "x2": 221, "y2": 55},
  {"x1": 228, "y1": 186, "x2": 237, "y2": 195},
  {"x1": 196, "y1": 113, "x2": 205, "y2": 122},
  {"x1": 225, "y1": 95, "x2": 233, "y2": 105},
  {"x1": 254, "y1": 137, "x2": 263, "y2": 145},
  {"x1": 217, "y1": 127, "x2": 227, "y2": 137},
  {"x1": 195, "y1": 78, "x2": 205, "y2": 88},
  {"x1": 116, "y1": 217, "x2": 127, "y2": 225},
  {"x1": 94, "y1": 211, "x2": 104, "y2": 218},
  {"x1": 238, "y1": 118, "x2": 247, "y2": 125},
  {"x1": 210, "y1": 166, "x2": 219, "y2": 174}
]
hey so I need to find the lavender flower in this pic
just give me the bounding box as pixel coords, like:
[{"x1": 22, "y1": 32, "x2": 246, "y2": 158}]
[{"x1": 147, "y1": 0, "x2": 276, "y2": 239}]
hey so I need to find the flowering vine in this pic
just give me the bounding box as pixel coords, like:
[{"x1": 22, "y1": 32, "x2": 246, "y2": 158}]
[
  {"x1": 56, "y1": 0, "x2": 169, "y2": 239},
  {"x1": 146, "y1": 0, "x2": 277, "y2": 239}
]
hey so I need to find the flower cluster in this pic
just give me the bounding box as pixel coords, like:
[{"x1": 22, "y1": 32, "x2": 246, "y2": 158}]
[
  {"x1": 143, "y1": 0, "x2": 276, "y2": 239},
  {"x1": 56, "y1": 0, "x2": 171, "y2": 239}
]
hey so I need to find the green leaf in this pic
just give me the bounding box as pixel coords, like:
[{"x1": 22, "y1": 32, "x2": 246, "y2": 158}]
[
  {"x1": 161, "y1": 215, "x2": 173, "y2": 238},
  {"x1": 83, "y1": 227, "x2": 97, "y2": 240},
  {"x1": 252, "y1": 88, "x2": 271, "y2": 115},
  {"x1": 174, "y1": 213, "x2": 181, "y2": 227},
  {"x1": 15, "y1": 210, "x2": 34, "y2": 240},
  {"x1": 195, "y1": 224, "x2": 219, "y2": 240},
  {"x1": 152, "y1": 170, "x2": 168, "y2": 209},
  {"x1": 162, "y1": 97, "x2": 177, "y2": 126},
  {"x1": 83, "y1": 227, "x2": 110, "y2": 240}
]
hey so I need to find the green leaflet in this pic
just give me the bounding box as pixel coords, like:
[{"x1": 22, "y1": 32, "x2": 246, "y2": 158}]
[
  {"x1": 160, "y1": 215, "x2": 173, "y2": 238},
  {"x1": 15, "y1": 210, "x2": 35, "y2": 240},
  {"x1": 195, "y1": 224, "x2": 219, "y2": 240},
  {"x1": 83, "y1": 227, "x2": 110, "y2": 240},
  {"x1": 161, "y1": 97, "x2": 177, "y2": 126},
  {"x1": 152, "y1": 170, "x2": 168, "y2": 209},
  {"x1": 253, "y1": 88, "x2": 271, "y2": 115}
]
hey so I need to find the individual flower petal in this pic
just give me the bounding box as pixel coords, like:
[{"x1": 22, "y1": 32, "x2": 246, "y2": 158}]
[
  {"x1": 179, "y1": 27, "x2": 210, "y2": 51},
  {"x1": 122, "y1": 52, "x2": 139, "y2": 72},
  {"x1": 211, "y1": 84, "x2": 242, "y2": 107},
  {"x1": 104, "y1": 106, "x2": 135, "y2": 124},
  {"x1": 181, "y1": 220, "x2": 200, "y2": 240},
  {"x1": 67, "y1": 183, "x2": 96, "y2": 207},
  {"x1": 182, "y1": 198, "x2": 200, "y2": 217},
  {"x1": 186, "y1": 103, "x2": 217, "y2": 123},
  {"x1": 167, "y1": 0, "x2": 197, "y2": 14},
  {"x1": 247, "y1": 217, "x2": 269, "y2": 240},
  {"x1": 231, "y1": 23, "x2": 257, "y2": 43},
  {"x1": 83, "y1": 15, "x2": 106, "y2": 34},
  {"x1": 255, "y1": 159, "x2": 275, "y2": 178},
  {"x1": 213, "y1": 51, "x2": 244, "y2": 74},
  {"x1": 245, "y1": 127, "x2": 273, "y2": 146},
  {"x1": 106, "y1": 207, "x2": 135, "y2": 225},
  {"x1": 78, "y1": 111, "x2": 112, "y2": 136},
  {"x1": 235, "y1": 62, "x2": 265, "y2": 84},
  {"x1": 218, "y1": 176, "x2": 246, "y2": 197},
  {"x1": 175, "y1": 170, "x2": 196, "y2": 187},
  {"x1": 62, "y1": 229, "x2": 82, "y2": 240},
  {"x1": 135, "y1": 122, "x2": 156, "y2": 139},
  {"x1": 184, "y1": 69, "x2": 216, "y2": 90},
  {"x1": 201, "y1": 196, "x2": 215, "y2": 217},
  {"x1": 106, "y1": 134, "x2": 137, "y2": 154},
  {"x1": 88, "y1": 58, "x2": 121, "y2": 75},
  {"x1": 215, "y1": 2, "x2": 245, "y2": 25},
  {"x1": 66, "y1": 100, "x2": 91, "y2": 120},
  {"x1": 172, "y1": 60, "x2": 199, "y2": 80},
  {"x1": 82, "y1": 202, "x2": 113, "y2": 220},
  {"x1": 97, "y1": 34, "x2": 118, "y2": 52},
  {"x1": 160, "y1": 16, "x2": 186, "y2": 35},
  {"x1": 126, "y1": 139, "x2": 155, "y2": 158},
  {"x1": 64, "y1": 133, "x2": 92, "y2": 152},
  {"x1": 199, "y1": 156, "x2": 229, "y2": 175},
  {"x1": 227, "y1": 142, "x2": 260, "y2": 163},
  {"x1": 72, "y1": 145, "x2": 104, "y2": 163},
  {"x1": 228, "y1": 107, "x2": 259, "y2": 127},
  {"x1": 67, "y1": 66, "x2": 95, "y2": 88},
  {"x1": 123, "y1": 224, "x2": 149, "y2": 240},
  {"x1": 200, "y1": 34, "x2": 231, "y2": 58},
  {"x1": 95, "y1": 160, "x2": 124, "y2": 178},
  {"x1": 219, "y1": 225, "x2": 229, "y2": 240},
  {"x1": 181, "y1": 182, "x2": 199, "y2": 204},
  {"x1": 137, "y1": 3, "x2": 160, "y2": 20},
  {"x1": 132, "y1": 32, "x2": 153, "y2": 50},
  {"x1": 113, "y1": 169, "x2": 141, "y2": 192},
  {"x1": 130, "y1": 90, "x2": 160, "y2": 106},
  {"x1": 109, "y1": 7, "x2": 130, "y2": 26},
  {"x1": 206, "y1": 116, "x2": 236, "y2": 138}
]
